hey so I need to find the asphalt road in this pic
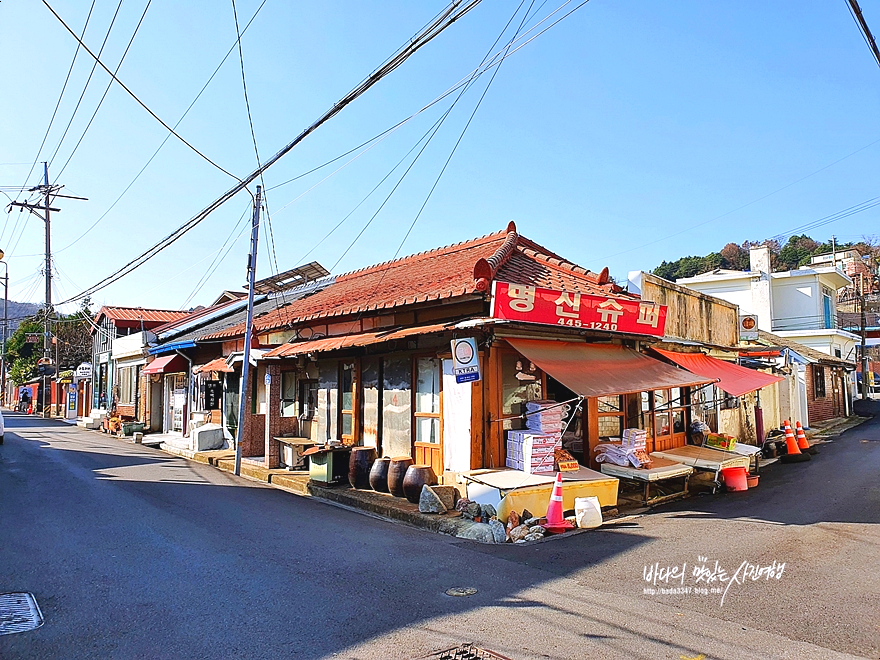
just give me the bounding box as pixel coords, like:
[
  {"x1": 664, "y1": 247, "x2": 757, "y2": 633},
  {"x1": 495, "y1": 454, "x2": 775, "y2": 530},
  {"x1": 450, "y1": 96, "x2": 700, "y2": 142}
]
[{"x1": 1, "y1": 408, "x2": 878, "y2": 660}]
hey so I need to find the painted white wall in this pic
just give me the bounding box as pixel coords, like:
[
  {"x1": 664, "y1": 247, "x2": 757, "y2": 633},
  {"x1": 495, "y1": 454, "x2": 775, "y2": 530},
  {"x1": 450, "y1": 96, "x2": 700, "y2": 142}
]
[
  {"x1": 680, "y1": 279, "x2": 753, "y2": 315},
  {"x1": 442, "y1": 359, "x2": 472, "y2": 473},
  {"x1": 771, "y1": 278, "x2": 819, "y2": 331}
]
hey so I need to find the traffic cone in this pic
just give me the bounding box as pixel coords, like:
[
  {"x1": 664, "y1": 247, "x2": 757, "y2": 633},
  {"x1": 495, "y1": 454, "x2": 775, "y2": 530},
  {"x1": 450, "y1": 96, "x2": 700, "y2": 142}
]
[
  {"x1": 543, "y1": 472, "x2": 574, "y2": 533},
  {"x1": 780, "y1": 420, "x2": 810, "y2": 463},
  {"x1": 795, "y1": 421, "x2": 817, "y2": 455}
]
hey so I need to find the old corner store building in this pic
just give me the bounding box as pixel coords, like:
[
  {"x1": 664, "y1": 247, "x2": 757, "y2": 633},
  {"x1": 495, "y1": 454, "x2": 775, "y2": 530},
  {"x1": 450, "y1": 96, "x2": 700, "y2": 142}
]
[{"x1": 205, "y1": 222, "x2": 741, "y2": 476}]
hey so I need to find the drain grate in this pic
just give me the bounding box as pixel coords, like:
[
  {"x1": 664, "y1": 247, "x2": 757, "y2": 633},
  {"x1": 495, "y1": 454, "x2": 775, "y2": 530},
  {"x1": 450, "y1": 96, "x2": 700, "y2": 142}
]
[
  {"x1": 418, "y1": 643, "x2": 512, "y2": 660},
  {"x1": 0, "y1": 593, "x2": 44, "y2": 636}
]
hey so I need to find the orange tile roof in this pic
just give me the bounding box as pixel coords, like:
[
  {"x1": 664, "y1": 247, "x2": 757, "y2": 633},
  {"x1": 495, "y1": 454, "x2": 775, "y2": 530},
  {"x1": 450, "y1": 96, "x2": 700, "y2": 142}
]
[
  {"x1": 96, "y1": 306, "x2": 190, "y2": 325},
  {"x1": 198, "y1": 222, "x2": 632, "y2": 341}
]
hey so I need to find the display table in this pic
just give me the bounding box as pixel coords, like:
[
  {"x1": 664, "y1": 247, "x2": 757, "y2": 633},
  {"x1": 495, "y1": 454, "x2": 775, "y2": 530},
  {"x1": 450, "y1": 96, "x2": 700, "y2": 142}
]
[
  {"x1": 461, "y1": 468, "x2": 619, "y2": 520},
  {"x1": 650, "y1": 445, "x2": 750, "y2": 493},
  {"x1": 730, "y1": 443, "x2": 763, "y2": 473},
  {"x1": 600, "y1": 457, "x2": 693, "y2": 506}
]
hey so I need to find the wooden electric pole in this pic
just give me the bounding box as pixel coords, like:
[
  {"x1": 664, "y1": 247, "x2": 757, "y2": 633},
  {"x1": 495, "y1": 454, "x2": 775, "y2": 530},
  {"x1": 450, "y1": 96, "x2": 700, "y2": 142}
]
[
  {"x1": 234, "y1": 186, "x2": 262, "y2": 476},
  {"x1": 7, "y1": 163, "x2": 86, "y2": 416}
]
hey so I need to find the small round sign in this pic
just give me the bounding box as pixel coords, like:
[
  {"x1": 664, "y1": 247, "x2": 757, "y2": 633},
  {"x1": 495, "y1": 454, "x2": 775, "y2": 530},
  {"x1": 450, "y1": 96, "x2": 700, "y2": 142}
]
[{"x1": 454, "y1": 340, "x2": 475, "y2": 365}]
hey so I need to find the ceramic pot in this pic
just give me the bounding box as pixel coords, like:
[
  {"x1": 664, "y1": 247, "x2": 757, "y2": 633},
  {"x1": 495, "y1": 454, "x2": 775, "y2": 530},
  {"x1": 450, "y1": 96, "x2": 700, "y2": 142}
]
[
  {"x1": 348, "y1": 447, "x2": 377, "y2": 489},
  {"x1": 387, "y1": 456, "x2": 413, "y2": 498},
  {"x1": 369, "y1": 457, "x2": 391, "y2": 492},
  {"x1": 402, "y1": 464, "x2": 437, "y2": 504}
]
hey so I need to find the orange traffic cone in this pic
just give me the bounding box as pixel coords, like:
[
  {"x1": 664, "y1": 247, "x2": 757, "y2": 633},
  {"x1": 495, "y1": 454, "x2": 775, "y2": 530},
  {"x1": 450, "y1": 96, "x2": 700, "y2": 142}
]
[
  {"x1": 795, "y1": 421, "x2": 817, "y2": 455},
  {"x1": 780, "y1": 420, "x2": 810, "y2": 463},
  {"x1": 543, "y1": 473, "x2": 574, "y2": 533}
]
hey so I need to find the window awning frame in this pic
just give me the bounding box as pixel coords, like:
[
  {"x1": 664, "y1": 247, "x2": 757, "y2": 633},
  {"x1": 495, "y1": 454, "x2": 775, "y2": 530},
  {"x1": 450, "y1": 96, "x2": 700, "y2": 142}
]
[{"x1": 505, "y1": 338, "x2": 714, "y2": 399}]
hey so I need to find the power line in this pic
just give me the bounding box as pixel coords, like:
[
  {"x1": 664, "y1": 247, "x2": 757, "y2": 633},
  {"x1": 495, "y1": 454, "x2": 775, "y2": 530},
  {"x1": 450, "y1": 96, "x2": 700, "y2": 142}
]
[
  {"x1": 326, "y1": 0, "x2": 537, "y2": 336},
  {"x1": 52, "y1": 0, "x2": 269, "y2": 256},
  {"x1": 0, "y1": 0, "x2": 97, "y2": 246},
  {"x1": 45, "y1": 1, "x2": 124, "y2": 171},
  {"x1": 42, "y1": 0, "x2": 241, "y2": 182},
  {"x1": 846, "y1": 0, "x2": 880, "y2": 69},
  {"x1": 229, "y1": 0, "x2": 285, "y2": 310},
  {"x1": 180, "y1": 201, "x2": 252, "y2": 308},
  {"x1": 54, "y1": 0, "x2": 154, "y2": 181},
  {"x1": 56, "y1": 0, "x2": 485, "y2": 306},
  {"x1": 351, "y1": 0, "x2": 537, "y2": 307}
]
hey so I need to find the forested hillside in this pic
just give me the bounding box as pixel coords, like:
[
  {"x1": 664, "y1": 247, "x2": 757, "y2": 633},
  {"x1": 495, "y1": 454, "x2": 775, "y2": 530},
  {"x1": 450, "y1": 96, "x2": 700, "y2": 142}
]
[{"x1": 652, "y1": 235, "x2": 879, "y2": 281}]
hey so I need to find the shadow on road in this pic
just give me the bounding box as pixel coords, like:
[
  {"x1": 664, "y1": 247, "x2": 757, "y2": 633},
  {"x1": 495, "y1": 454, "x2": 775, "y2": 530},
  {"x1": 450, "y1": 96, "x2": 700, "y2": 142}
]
[{"x1": 1, "y1": 412, "x2": 703, "y2": 660}]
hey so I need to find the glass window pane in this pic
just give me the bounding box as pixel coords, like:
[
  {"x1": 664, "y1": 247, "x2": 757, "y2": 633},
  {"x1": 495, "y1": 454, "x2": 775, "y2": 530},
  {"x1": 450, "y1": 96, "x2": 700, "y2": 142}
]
[
  {"x1": 416, "y1": 358, "x2": 440, "y2": 413},
  {"x1": 641, "y1": 391, "x2": 651, "y2": 412},
  {"x1": 656, "y1": 412, "x2": 670, "y2": 436},
  {"x1": 654, "y1": 389, "x2": 669, "y2": 409},
  {"x1": 281, "y1": 401, "x2": 297, "y2": 417},
  {"x1": 416, "y1": 417, "x2": 440, "y2": 444},
  {"x1": 281, "y1": 372, "x2": 297, "y2": 400},
  {"x1": 341, "y1": 363, "x2": 354, "y2": 410},
  {"x1": 672, "y1": 409, "x2": 685, "y2": 434},
  {"x1": 598, "y1": 415, "x2": 622, "y2": 438},
  {"x1": 598, "y1": 395, "x2": 621, "y2": 413},
  {"x1": 501, "y1": 352, "x2": 542, "y2": 428},
  {"x1": 341, "y1": 413, "x2": 352, "y2": 436},
  {"x1": 670, "y1": 387, "x2": 681, "y2": 405}
]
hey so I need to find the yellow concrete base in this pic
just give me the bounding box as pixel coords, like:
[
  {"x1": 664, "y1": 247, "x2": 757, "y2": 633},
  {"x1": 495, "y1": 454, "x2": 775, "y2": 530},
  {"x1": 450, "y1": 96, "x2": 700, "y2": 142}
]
[{"x1": 497, "y1": 477, "x2": 619, "y2": 521}]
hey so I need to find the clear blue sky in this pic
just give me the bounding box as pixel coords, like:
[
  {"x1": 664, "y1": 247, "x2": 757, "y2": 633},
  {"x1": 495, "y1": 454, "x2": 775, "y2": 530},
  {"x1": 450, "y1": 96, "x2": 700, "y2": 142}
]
[{"x1": 2, "y1": 1, "x2": 879, "y2": 314}]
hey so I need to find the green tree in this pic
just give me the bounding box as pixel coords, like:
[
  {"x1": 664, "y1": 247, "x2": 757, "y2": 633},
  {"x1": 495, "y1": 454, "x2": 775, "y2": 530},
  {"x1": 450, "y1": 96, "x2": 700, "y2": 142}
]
[
  {"x1": 777, "y1": 234, "x2": 819, "y2": 270},
  {"x1": 5, "y1": 314, "x2": 45, "y2": 385}
]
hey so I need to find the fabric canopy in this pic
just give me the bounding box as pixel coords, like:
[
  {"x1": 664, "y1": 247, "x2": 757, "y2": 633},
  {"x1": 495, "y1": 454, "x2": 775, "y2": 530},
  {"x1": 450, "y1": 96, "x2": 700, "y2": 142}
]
[
  {"x1": 652, "y1": 348, "x2": 783, "y2": 397},
  {"x1": 192, "y1": 357, "x2": 233, "y2": 374},
  {"x1": 506, "y1": 339, "x2": 713, "y2": 397},
  {"x1": 143, "y1": 354, "x2": 188, "y2": 375}
]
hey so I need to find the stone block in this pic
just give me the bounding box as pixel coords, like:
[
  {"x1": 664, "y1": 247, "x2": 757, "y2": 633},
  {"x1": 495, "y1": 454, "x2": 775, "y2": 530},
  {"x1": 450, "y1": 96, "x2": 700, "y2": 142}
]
[
  {"x1": 431, "y1": 485, "x2": 459, "y2": 511},
  {"x1": 418, "y1": 485, "x2": 448, "y2": 514},
  {"x1": 456, "y1": 521, "x2": 496, "y2": 544}
]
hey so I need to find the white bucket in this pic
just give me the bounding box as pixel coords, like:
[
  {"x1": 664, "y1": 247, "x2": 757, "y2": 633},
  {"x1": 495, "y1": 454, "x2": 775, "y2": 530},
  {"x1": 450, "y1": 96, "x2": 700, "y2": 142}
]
[{"x1": 574, "y1": 496, "x2": 603, "y2": 529}]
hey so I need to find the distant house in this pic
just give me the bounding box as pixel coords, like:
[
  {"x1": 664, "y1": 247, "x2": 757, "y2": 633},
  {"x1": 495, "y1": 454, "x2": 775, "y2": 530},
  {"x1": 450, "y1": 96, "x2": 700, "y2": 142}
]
[
  {"x1": 92, "y1": 307, "x2": 190, "y2": 417},
  {"x1": 676, "y1": 244, "x2": 858, "y2": 416}
]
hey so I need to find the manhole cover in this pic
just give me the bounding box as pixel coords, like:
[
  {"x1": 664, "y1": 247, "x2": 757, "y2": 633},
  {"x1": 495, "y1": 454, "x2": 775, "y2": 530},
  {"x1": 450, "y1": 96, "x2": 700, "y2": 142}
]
[
  {"x1": 0, "y1": 593, "x2": 43, "y2": 636},
  {"x1": 445, "y1": 587, "x2": 478, "y2": 597},
  {"x1": 418, "y1": 643, "x2": 512, "y2": 659}
]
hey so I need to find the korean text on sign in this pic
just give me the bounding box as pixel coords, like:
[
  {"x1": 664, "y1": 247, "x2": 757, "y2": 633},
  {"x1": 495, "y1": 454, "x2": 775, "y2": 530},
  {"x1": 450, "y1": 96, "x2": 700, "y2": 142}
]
[{"x1": 490, "y1": 281, "x2": 667, "y2": 337}]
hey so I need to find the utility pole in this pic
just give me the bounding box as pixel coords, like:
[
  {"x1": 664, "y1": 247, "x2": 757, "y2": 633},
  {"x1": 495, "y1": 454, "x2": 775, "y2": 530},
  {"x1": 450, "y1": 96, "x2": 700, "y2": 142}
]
[
  {"x1": 861, "y1": 275, "x2": 869, "y2": 400},
  {"x1": 6, "y1": 163, "x2": 86, "y2": 416},
  {"x1": 43, "y1": 163, "x2": 52, "y2": 417},
  {"x1": 234, "y1": 186, "x2": 261, "y2": 477}
]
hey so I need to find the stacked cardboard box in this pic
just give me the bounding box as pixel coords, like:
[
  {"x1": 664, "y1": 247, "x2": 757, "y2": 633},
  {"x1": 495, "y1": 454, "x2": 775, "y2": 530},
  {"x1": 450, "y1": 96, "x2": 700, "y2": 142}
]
[
  {"x1": 524, "y1": 400, "x2": 569, "y2": 433},
  {"x1": 506, "y1": 430, "x2": 560, "y2": 474},
  {"x1": 621, "y1": 428, "x2": 647, "y2": 449}
]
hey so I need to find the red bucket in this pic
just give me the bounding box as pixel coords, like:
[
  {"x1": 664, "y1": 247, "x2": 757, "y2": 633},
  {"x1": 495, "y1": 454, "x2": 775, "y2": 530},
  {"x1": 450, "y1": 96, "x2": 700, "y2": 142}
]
[{"x1": 721, "y1": 466, "x2": 748, "y2": 492}]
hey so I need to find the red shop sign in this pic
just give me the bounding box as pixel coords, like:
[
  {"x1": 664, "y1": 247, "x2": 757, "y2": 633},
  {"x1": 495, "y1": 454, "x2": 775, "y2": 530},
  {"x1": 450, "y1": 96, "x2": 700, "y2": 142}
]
[{"x1": 490, "y1": 281, "x2": 667, "y2": 337}]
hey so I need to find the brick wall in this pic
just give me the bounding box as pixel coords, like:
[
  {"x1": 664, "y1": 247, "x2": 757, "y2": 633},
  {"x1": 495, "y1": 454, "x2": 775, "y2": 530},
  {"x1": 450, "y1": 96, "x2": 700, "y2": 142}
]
[
  {"x1": 806, "y1": 364, "x2": 845, "y2": 424},
  {"x1": 116, "y1": 404, "x2": 136, "y2": 419}
]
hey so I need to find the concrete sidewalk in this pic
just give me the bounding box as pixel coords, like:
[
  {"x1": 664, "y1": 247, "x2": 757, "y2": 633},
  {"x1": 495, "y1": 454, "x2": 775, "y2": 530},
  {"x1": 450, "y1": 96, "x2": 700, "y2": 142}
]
[{"x1": 158, "y1": 441, "x2": 458, "y2": 531}]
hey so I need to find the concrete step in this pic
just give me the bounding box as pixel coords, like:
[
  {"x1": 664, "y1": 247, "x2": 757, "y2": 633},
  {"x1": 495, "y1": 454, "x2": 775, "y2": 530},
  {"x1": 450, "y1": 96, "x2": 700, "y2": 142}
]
[{"x1": 77, "y1": 419, "x2": 101, "y2": 429}]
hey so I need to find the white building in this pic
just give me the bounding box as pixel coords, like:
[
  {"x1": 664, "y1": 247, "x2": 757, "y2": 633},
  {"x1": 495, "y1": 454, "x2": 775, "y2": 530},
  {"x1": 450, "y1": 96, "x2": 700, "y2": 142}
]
[
  {"x1": 676, "y1": 245, "x2": 859, "y2": 362},
  {"x1": 676, "y1": 245, "x2": 859, "y2": 417}
]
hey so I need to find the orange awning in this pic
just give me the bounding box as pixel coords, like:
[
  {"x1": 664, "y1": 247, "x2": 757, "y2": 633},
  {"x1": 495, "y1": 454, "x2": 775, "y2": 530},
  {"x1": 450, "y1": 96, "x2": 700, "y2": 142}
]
[
  {"x1": 264, "y1": 323, "x2": 452, "y2": 358},
  {"x1": 193, "y1": 357, "x2": 233, "y2": 374},
  {"x1": 652, "y1": 348, "x2": 783, "y2": 397},
  {"x1": 506, "y1": 339, "x2": 713, "y2": 397},
  {"x1": 143, "y1": 355, "x2": 188, "y2": 375}
]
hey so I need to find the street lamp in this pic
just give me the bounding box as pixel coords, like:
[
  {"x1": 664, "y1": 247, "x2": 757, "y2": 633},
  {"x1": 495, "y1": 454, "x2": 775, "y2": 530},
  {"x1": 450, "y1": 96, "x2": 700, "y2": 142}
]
[{"x1": 0, "y1": 250, "x2": 8, "y2": 407}]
